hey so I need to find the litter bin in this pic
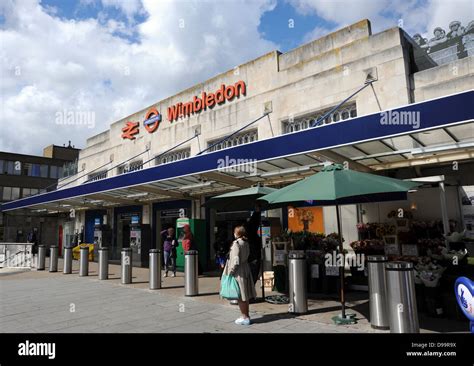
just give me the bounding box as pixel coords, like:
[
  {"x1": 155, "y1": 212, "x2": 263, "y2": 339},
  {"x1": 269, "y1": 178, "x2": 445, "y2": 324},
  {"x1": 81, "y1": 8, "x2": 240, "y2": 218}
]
[
  {"x1": 63, "y1": 246, "x2": 73, "y2": 274},
  {"x1": 367, "y1": 255, "x2": 389, "y2": 330},
  {"x1": 37, "y1": 245, "x2": 46, "y2": 270},
  {"x1": 79, "y1": 246, "x2": 89, "y2": 276},
  {"x1": 121, "y1": 248, "x2": 132, "y2": 284},
  {"x1": 185, "y1": 250, "x2": 198, "y2": 296},
  {"x1": 386, "y1": 261, "x2": 419, "y2": 333},
  {"x1": 149, "y1": 249, "x2": 161, "y2": 290},
  {"x1": 98, "y1": 247, "x2": 109, "y2": 280},
  {"x1": 288, "y1": 252, "x2": 308, "y2": 314},
  {"x1": 49, "y1": 246, "x2": 58, "y2": 272}
]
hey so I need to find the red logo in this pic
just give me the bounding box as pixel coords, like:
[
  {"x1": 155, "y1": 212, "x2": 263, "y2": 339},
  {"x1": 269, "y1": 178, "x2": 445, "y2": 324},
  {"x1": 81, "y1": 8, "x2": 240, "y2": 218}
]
[
  {"x1": 121, "y1": 121, "x2": 139, "y2": 140},
  {"x1": 143, "y1": 107, "x2": 162, "y2": 133}
]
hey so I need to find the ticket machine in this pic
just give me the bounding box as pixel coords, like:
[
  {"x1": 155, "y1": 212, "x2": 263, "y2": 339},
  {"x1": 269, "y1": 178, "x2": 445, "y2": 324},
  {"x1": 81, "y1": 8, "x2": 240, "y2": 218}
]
[
  {"x1": 92, "y1": 219, "x2": 110, "y2": 260},
  {"x1": 129, "y1": 215, "x2": 151, "y2": 267}
]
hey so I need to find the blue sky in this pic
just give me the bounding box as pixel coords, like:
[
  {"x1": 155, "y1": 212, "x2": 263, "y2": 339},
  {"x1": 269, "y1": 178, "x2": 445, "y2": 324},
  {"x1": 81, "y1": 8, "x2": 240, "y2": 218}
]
[
  {"x1": 259, "y1": 1, "x2": 337, "y2": 51},
  {"x1": 36, "y1": 0, "x2": 341, "y2": 51}
]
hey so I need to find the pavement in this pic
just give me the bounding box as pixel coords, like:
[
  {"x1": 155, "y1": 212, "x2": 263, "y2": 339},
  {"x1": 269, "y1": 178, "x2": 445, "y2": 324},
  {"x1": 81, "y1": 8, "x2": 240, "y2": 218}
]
[{"x1": 0, "y1": 258, "x2": 467, "y2": 333}]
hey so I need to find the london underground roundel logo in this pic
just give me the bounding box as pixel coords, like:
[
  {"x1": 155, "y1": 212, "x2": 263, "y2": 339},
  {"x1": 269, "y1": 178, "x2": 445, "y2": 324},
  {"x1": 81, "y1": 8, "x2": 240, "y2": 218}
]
[{"x1": 143, "y1": 107, "x2": 162, "y2": 133}]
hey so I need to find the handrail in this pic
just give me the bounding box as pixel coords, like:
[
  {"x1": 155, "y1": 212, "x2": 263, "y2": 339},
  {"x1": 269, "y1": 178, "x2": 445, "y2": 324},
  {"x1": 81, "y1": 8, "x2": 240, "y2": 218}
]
[
  {"x1": 0, "y1": 250, "x2": 25, "y2": 264},
  {"x1": 0, "y1": 242, "x2": 33, "y2": 245}
]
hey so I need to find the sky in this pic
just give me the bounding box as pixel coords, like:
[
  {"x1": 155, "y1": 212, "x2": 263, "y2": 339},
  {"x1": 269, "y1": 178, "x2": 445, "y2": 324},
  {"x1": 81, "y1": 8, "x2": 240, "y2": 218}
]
[{"x1": 1, "y1": 0, "x2": 473, "y2": 155}]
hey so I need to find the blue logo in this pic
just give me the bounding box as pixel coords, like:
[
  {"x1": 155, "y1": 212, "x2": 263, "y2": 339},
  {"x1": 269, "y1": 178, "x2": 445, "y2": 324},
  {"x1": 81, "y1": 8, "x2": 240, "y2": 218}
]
[{"x1": 454, "y1": 277, "x2": 474, "y2": 333}]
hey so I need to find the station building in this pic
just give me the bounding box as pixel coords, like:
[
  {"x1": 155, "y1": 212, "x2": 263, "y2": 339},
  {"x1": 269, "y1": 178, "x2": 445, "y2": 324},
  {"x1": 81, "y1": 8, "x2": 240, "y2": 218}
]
[{"x1": 2, "y1": 19, "x2": 473, "y2": 270}]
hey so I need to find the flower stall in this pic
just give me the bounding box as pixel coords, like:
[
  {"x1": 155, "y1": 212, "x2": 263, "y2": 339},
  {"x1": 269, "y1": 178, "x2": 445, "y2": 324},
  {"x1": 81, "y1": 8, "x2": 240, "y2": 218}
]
[
  {"x1": 354, "y1": 216, "x2": 472, "y2": 320},
  {"x1": 270, "y1": 230, "x2": 345, "y2": 295}
]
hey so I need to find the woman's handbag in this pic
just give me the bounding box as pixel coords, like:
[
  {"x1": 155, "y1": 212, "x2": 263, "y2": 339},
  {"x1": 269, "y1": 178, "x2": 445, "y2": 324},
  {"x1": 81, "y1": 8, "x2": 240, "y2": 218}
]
[{"x1": 220, "y1": 274, "x2": 241, "y2": 300}]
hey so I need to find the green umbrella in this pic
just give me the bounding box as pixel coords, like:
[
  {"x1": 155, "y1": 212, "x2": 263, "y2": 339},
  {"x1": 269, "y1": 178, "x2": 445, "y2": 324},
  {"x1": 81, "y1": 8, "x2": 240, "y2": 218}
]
[
  {"x1": 258, "y1": 164, "x2": 419, "y2": 323},
  {"x1": 203, "y1": 185, "x2": 277, "y2": 211}
]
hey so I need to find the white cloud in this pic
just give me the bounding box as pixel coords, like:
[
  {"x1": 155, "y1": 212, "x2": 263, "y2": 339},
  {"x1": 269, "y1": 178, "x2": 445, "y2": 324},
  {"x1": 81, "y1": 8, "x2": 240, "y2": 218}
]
[
  {"x1": 289, "y1": 0, "x2": 473, "y2": 40},
  {"x1": 0, "y1": 0, "x2": 278, "y2": 155}
]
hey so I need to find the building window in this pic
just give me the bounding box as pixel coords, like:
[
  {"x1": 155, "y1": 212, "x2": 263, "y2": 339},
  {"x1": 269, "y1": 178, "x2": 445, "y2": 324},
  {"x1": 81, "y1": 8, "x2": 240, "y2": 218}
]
[
  {"x1": 87, "y1": 170, "x2": 108, "y2": 182},
  {"x1": 282, "y1": 103, "x2": 357, "y2": 134},
  {"x1": 4, "y1": 160, "x2": 21, "y2": 175},
  {"x1": 206, "y1": 129, "x2": 258, "y2": 153},
  {"x1": 2, "y1": 187, "x2": 20, "y2": 201},
  {"x1": 50, "y1": 165, "x2": 59, "y2": 179},
  {"x1": 62, "y1": 160, "x2": 77, "y2": 178},
  {"x1": 22, "y1": 188, "x2": 39, "y2": 198},
  {"x1": 29, "y1": 163, "x2": 41, "y2": 177},
  {"x1": 40, "y1": 164, "x2": 48, "y2": 178},
  {"x1": 156, "y1": 148, "x2": 191, "y2": 165},
  {"x1": 118, "y1": 160, "x2": 143, "y2": 174}
]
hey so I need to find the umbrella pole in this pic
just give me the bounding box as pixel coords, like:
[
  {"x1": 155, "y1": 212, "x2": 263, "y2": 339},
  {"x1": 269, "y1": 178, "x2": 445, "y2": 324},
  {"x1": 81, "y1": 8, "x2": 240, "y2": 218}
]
[
  {"x1": 259, "y1": 216, "x2": 265, "y2": 301},
  {"x1": 336, "y1": 204, "x2": 346, "y2": 318}
]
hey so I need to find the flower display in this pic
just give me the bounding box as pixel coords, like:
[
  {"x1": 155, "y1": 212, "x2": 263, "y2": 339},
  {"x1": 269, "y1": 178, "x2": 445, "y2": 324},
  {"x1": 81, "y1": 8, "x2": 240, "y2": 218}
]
[{"x1": 350, "y1": 239, "x2": 384, "y2": 255}]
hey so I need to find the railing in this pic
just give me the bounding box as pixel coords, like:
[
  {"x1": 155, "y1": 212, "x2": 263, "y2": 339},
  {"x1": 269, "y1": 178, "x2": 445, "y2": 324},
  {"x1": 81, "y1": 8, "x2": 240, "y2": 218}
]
[{"x1": 0, "y1": 243, "x2": 33, "y2": 269}]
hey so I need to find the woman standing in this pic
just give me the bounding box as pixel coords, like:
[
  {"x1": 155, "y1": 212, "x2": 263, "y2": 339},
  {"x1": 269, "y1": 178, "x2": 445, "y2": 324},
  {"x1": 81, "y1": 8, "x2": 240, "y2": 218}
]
[
  {"x1": 222, "y1": 225, "x2": 256, "y2": 325},
  {"x1": 161, "y1": 227, "x2": 178, "y2": 277}
]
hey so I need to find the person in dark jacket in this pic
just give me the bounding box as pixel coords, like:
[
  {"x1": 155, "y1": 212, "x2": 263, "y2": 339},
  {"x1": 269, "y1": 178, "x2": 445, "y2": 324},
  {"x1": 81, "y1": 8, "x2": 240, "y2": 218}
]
[
  {"x1": 27, "y1": 228, "x2": 39, "y2": 268},
  {"x1": 214, "y1": 230, "x2": 230, "y2": 272},
  {"x1": 245, "y1": 206, "x2": 262, "y2": 287},
  {"x1": 161, "y1": 227, "x2": 178, "y2": 277}
]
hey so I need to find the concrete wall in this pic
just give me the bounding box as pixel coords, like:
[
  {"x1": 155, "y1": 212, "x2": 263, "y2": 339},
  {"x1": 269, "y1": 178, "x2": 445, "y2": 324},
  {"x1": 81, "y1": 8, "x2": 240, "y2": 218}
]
[
  {"x1": 413, "y1": 56, "x2": 474, "y2": 102},
  {"x1": 75, "y1": 20, "x2": 415, "y2": 187}
]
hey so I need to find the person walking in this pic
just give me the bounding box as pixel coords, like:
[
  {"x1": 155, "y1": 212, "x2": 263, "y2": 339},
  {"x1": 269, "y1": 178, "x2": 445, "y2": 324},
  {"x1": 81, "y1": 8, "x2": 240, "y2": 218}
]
[
  {"x1": 222, "y1": 225, "x2": 256, "y2": 325},
  {"x1": 161, "y1": 227, "x2": 178, "y2": 277},
  {"x1": 27, "y1": 228, "x2": 38, "y2": 268}
]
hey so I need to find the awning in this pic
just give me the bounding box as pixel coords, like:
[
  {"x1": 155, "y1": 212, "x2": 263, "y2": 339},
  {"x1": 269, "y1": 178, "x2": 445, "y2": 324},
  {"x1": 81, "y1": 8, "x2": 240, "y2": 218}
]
[{"x1": 2, "y1": 89, "x2": 473, "y2": 213}]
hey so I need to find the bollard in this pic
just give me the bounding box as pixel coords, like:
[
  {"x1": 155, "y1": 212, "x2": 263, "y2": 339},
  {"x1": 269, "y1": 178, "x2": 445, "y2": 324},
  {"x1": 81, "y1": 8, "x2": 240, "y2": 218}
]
[
  {"x1": 288, "y1": 252, "x2": 308, "y2": 314},
  {"x1": 37, "y1": 245, "x2": 46, "y2": 270},
  {"x1": 98, "y1": 247, "x2": 109, "y2": 280},
  {"x1": 63, "y1": 246, "x2": 73, "y2": 274},
  {"x1": 367, "y1": 255, "x2": 389, "y2": 330},
  {"x1": 121, "y1": 248, "x2": 132, "y2": 284},
  {"x1": 386, "y1": 261, "x2": 419, "y2": 333},
  {"x1": 79, "y1": 246, "x2": 89, "y2": 276},
  {"x1": 185, "y1": 250, "x2": 199, "y2": 296},
  {"x1": 49, "y1": 246, "x2": 58, "y2": 272},
  {"x1": 149, "y1": 249, "x2": 161, "y2": 290}
]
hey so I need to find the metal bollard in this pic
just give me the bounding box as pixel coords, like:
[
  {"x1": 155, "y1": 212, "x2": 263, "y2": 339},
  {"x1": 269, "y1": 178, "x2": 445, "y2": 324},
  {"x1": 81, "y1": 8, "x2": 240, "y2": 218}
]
[
  {"x1": 63, "y1": 246, "x2": 73, "y2": 274},
  {"x1": 185, "y1": 250, "x2": 199, "y2": 296},
  {"x1": 49, "y1": 246, "x2": 58, "y2": 272},
  {"x1": 121, "y1": 248, "x2": 132, "y2": 284},
  {"x1": 367, "y1": 255, "x2": 389, "y2": 329},
  {"x1": 386, "y1": 261, "x2": 419, "y2": 333},
  {"x1": 37, "y1": 245, "x2": 46, "y2": 270},
  {"x1": 288, "y1": 252, "x2": 308, "y2": 314},
  {"x1": 98, "y1": 247, "x2": 109, "y2": 280},
  {"x1": 79, "y1": 246, "x2": 89, "y2": 276},
  {"x1": 149, "y1": 249, "x2": 161, "y2": 290}
]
